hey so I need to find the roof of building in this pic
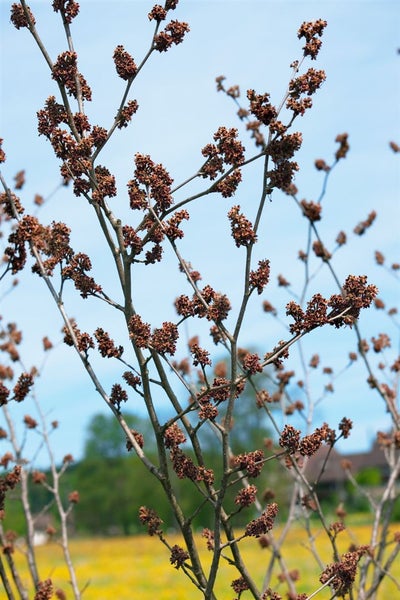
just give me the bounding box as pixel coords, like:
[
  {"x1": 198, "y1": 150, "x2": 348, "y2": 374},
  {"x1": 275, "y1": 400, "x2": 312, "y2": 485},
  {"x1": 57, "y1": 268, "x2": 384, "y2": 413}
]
[{"x1": 304, "y1": 439, "x2": 391, "y2": 485}]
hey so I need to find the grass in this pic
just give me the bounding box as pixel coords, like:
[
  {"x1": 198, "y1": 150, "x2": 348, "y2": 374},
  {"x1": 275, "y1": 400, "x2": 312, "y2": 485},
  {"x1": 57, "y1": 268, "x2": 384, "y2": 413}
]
[{"x1": 8, "y1": 520, "x2": 400, "y2": 599}]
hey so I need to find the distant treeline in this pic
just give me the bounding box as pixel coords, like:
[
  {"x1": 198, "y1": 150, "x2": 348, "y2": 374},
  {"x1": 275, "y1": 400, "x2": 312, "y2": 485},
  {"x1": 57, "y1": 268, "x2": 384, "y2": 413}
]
[
  {"x1": 4, "y1": 411, "x2": 291, "y2": 536},
  {"x1": 5, "y1": 412, "x2": 387, "y2": 537}
]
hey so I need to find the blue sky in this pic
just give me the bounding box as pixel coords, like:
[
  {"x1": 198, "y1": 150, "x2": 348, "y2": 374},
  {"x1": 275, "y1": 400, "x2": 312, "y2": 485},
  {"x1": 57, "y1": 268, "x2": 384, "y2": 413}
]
[{"x1": 0, "y1": 0, "x2": 399, "y2": 465}]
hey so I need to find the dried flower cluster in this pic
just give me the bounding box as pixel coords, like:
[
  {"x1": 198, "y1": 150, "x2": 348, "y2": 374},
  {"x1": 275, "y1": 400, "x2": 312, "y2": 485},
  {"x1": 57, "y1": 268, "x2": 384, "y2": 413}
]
[
  {"x1": 245, "y1": 503, "x2": 278, "y2": 537},
  {"x1": 228, "y1": 205, "x2": 257, "y2": 247},
  {"x1": 234, "y1": 450, "x2": 265, "y2": 477},
  {"x1": 297, "y1": 19, "x2": 327, "y2": 59},
  {"x1": 138, "y1": 506, "x2": 163, "y2": 536},
  {"x1": 286, "y1": 68, "x2": 326, "y2": 116},
  {"x1": 320, "y1": 547, "x2": 370, "y2": 594},
  {"x1": 154, "y1": 20, "x2": 190, "y2": 52},
  {"x1": 234, "y1": 484, "x2": 258, "y2": 507},
  {"x1": 286, "y1": 275, "x2": 378, "y2": 334},
  {"x1": 0, "y1": 466, "x2": 21, "y2": 512},
  {"x1": 175, "y1": 285, "x2": 231, "y2": 324},
  {"x1": 52, "y1": 51, "x2": 92, "y2": 101},
  {"x1": 279, "y1": 421, "x2": 348, "y2": 458},
  {"x1": 34, "y1": 579, "x2": 54, "y2": 600},
  {"x1": 10, "y1": 3, "x2": 36, "y2": 29},
  {"x1": 201, "y1": 127, "x2": 245, "y2": 196},
  {"x1": 170, "y1": 544, "x2": 189, "y2": 569},
  {"x1": 52, "y1": 1, "x2": 80, "y2": 24},
  {"x1": 113, "y1": 45, "x2": 137, "y2": 80}
]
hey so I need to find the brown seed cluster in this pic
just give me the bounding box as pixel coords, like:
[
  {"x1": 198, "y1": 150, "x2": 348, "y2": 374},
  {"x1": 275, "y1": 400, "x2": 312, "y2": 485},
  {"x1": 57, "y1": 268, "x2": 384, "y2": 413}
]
[
  {"x1": 231, "y1": 577, "x2": 250, "y2": 594},
  {"x1": 336, "y1": 231, "x2": 347, "y2": 246},
  {"x1": 297, "y1": 19, "x2": 327, "y2": 59},
  {"x1": 0, "y1": 383, "x2": 10, "y2": 407},
  {"x1": 371, "y1": 333, "x2": 391, "y2": 353},
  {"x1": 268, "y1": 132, "x2": 303, "y2": 163},
  {"x1": 175, "y1": 285, "x2": 231, "y2": 323},
  {"x1": 62, "y1": 320, "x2": 94, "y2": 354},
  {"x1": 110, "y1": 384, "x2": 128, "y2": 412},
  {"x1": 117, "y1": 100, "x2": 139, "y2": 129},
  {"x1": 154, "y1": 20, "x2": 190, "y2": 52},
  {"x1": 279, "y1": 425, "x2": 301, "y2": 454},
  {"x1": 228, "y1": 205, "x2": 257, "y2": 248},
  {"x1": 286, "y1": 275, "x2": 378, "y2": 334},
  {"x1": 151, "y1": 322, "x2": 179, "y2": 355},
  {"x1": 52, "y1": 1, "x2": 80, "y2": 24},
  {"x1": 312, "y1": 239, "x2": 331, "y2": 261},
  {"x1": 188, "y1": 337, "x2": 211, "y2": 367},
  {"x1": 23, "y1": 415, "x2": 38, "y2": 429},
  {"x1": 261, "y1": 589, "x2": 283, "y2": 600},
  {"x1": 92, "y1": 166, "x2": 117, "y2": 203},
  {"x1": 126, "y1": 429, "x2": 144, "y2": 452},
  {"x1": 163, "y1": 209, "x2": 190, "y2": 241},
  {"x1": 353, "y1": 211, "x2": 377, "y2": 236},
  {"x1": 300, "y1": 199, "x2": 322, "y2": 222},
  {"x1": 289, "y1": 68, "x2": 326, "y2": 97},
  {"x1": 94, "y1": 328, "x2": 124, "y2": 359},
  {"x1": 0, "y1": 190, "x2": 23, "y2": 219},
  {"x1": 170, "y1": 544, "x2": 189, "y2": 569},
  {"x1": 0, "y1": 138, "x2": 6, "y2": 163},
  {"x1": 320, "y1": 547, "x2": 369, "y2": 594},
  {"x1": 234, "y1": 449, "x2": 265, "y2": 478},
  {"x1": 62, "y1": 253, "x2": 102, "y2": 298},
  {"x1": 13, "y1": 170, "x2": 25, "y2": 190},
  {"x1": 245, "y1": 502, "x2": 278, "y2": 537},
  {"x1": 34, "y1": 579, "x2": 54, "y2": 600},
  {"x1": 247, "y1": 90, "x2": 277, "y2": 126},
  {"x1": 130, "y1": 153, "x2": 173, "y2": 213},
  {"x1": 128, "y1": 315, "x2": 151, "y2": 348},
  {"x1": 10, "y1": 3, "x2": 36, "y2": 29},
  {"x1": 139, "y1": 505, "x2": 163, "y2": 536},
  {"x1": 315, "y1": 158, "x2": 330, "y2": 172},
  {"x1": 13, "y1": 372, "x2": 34, "y2": 403},
  {"x1": 0, "y1": 466, "x2": 21, "y2": 512},
  {"x1": 0, "y1": 452, "x2": 14, "y2": 469},
  {"x1": 279, "y1": 423, "x2": 338, "y2": 457},
  {"x1": 201, "y1": 127, "x2": 245, "y2": 196},
  {"x1": 52, "y1": 51, "x2": 92, "y2": 101},
  {"x1": 33, "y1": 470, "x2": 46, "y2": 484},
  {"x1": 335, "y1": 133, "x2": 350, "y2": 160},
  {"x1": 338, "y1": 417, "x2": 353, "y2": 439},
  {"x1": 170, "y1": 447, "x2": 214, "y2": 484},
  {"x1": 241, "y1": 352, "x2": 263, "y2": 375},
  {"x1": 122, "y1": 225, "x2": 142, "y2": 255},
  {"x1": 328, "y1": 275, "x2": 378, "y2": 327},
  {"x1": 234, "y1": 484, "x2": 258, "y2": 507},
  {"x1": 148, "y1": 5, "x2": 167, "y2": 22},
  {"x1": 37, "y1": 98, "x2": 120, "y2": 198},
  {"x1": 198, "y1": 401, "x2": 217, "y2": 421},
  {"x1": 113, "y1": 45, "x2": 137, "y2": 80},
  {"x1": 215, "y1": 169, "x2": 242, "y2": 198},
  {"x1": 202, "y1": 527, "x2": 214, "y2": 550},
  {"x1": 264, "y1": 131, "x2": 303, "y2": 193},
  {"x1": 286, "y1": 69, "x2": 326, "y2": 116},
  {"x1": 164, "y1": 423, "x2": 186, "y2": 448},
  {"x1": 249, "y1": 259, "x2": 270, "y2": 294},
  {"x1": 37, "y1": 96, "x2": 67, "y2": 137}
]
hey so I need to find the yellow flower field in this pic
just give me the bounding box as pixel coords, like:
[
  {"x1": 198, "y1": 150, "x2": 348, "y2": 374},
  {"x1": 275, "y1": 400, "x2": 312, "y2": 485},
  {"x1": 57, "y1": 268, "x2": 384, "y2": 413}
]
[{"x1": 9, "y1": 522, "x2": 400, "y2": 599}]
